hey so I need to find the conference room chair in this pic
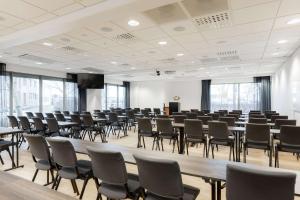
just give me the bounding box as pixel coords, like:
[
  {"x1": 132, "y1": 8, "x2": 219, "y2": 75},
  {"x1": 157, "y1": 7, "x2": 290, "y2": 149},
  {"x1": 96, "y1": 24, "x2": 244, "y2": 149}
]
[
  {"x1": 226, "y1": 164, "x2": 296, "y2": 200},
  {"x1": 219, "y1": 117, "x2": 235, "y2": 126},
  {"x1": 7, "y1": 115, "x2": 19, "y2": 129},
  {"x1": 87, "y1": 148, "x2": 142, "y2": 200},
  {"x1": 156, "y1": 119, "x2": 179, "y2": 153},
  {"x1": 137, "y1": 118, "x2": 159, "y2": 150},
  {"x1": 55, "y1": 113, "x2": 66, "y2": 122},
  {"x1": 271, "y1": 115, "x2": 289, "y2": 123},
  {"x1": 72, "y1": 111, "x2": 80, "y2": 115},
  {"x1": 202, "y1": 109, "x2": 210, "y2": 114},
  {"x1": 274, "y1": 119, "x2": 296, "y2": 129},
  {"x1": 249, "y1": 114, "x2": 265, "y2": 118},
  {"x1": 227, "y1": 114, "x2": 240, "y2": 120},
  {"x1": 184, "y1": 119, "x2": 207, "y2": 157},
  {"x1": 18, "y1": 116, "x2": 38, "y2": 134},
  {"x1": 173, "y1": 115, "x2": 187, "y2": 123},
  {"x1": 172, "y1": 112, "x2": 182, "y2": 116},
  {"x1": 208, "y1": 113, "x2": 220, "y2": 120},
  {"x1": 134, "y1": 154, "x2": 200, "y2": 200},
  {"x1": 275, "y1": 126, "x2": 300, "y2": 168},
  {"x1": 186, "y1": 113, "x2": 197, "y2": 119},
  {"x1": 0, "y1": 137, "x2": 15, "y2": 166},
  {"x1": 232, "y1": 110, "x2": 242, "y2": 115},
  {"x1": 248, "y1": 118, "x2": 268, "y2": 124},
  {"x1": 32, "y1": 117, "x2": 48, "y2": 136},
  {"x1": 126, "y1": 110, "x2": 137, "y2": 132},
  {"x1": 63, "y1": 111, "x2": 70, "y2": 116},
  {"x1": 207, "y1": 121, "x2": 235, "y2": 161},
  {"x1": 70, "y1": 114, "x2": 84, "y2": 139},
  {"x1": 141, "y1": 109, "x2": 150, "y2": 118},
  {"x1": 26, "y1": 112, "x2": 34, "y2": 119},
  {"x1": 45, "y1": 113, "x2": 55, "y2": 119},
  {"x1": 24, "y1": 134, "x2": 55, "y2": 185},
  {"x1": 265, "y1": 112, "x2": 279, "y2": 119},
  {"x1": 93, "y1": 110, "x2": 101, "y2": 113},
  {"x1": 153, "y1": 108, "x2": 161, "y2": 116},
  {"x1": 134, "y1": 108, "x2": 140, "y2": 113},
  {"x1": 196, "y1": 110, "x2": 205, "y2": 116},
  {"x1": 47, "y1": 138, "x2": 92, "y2": 199},
  {"x1": 157, "y1": 115, "x2": 169, "y2": 118},
  {"x1": 107, "y1": 112, "x2": 126, "y2": 138},
  {"x1": 46, "y1": 118, "x2": 70, "y2": 137},
  {"x1": 197, "y1": 116, "x2": 213, "y2": 125},
  {"x1": 82, "y1": 111, "x2": 91, "y2": 115},
  {"x1": 115, "y1": 109, "x2": 123, "y2": 116},
  {"x1": 191, "y1": 109, "x2": 199, "y2": 112},
  {"x1": 53, "y1": 111, "x2": 61, "y2": 114},
  {"x1": 82, "y1": 114, "x2": 106, "y2": 142},
  {"x1": 219, "y1": 110, "x2": 228, "y2": 114},
  {"x1": 181, "y1": 110, "x2": 189, "y2": 114},
  {"x1": 243, "y1": 123, "x2": 272, "y2": 166},
  {"x1": 35, "y1": 112, "x2": 45, "y2": 120},
  {"x1": 249, "y1": 110, "x2": 261, "y2": 114}
]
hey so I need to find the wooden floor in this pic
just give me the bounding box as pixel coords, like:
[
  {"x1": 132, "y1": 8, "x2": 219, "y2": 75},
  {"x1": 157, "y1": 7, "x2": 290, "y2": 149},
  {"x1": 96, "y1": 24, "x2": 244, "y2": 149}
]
[{"x1": 1, "y1": 128, "x2": 300, "y2": 200}]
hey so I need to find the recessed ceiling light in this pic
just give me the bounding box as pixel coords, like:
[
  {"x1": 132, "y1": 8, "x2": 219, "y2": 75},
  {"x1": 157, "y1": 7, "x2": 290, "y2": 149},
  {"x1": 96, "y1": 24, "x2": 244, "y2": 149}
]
[
  {"x1": 199, "y1": 67, "x2": 205, "y2": 70},
  {"x1": 65, "y1": 67, "x2": 71, "y2": 70},
  {"x1": 158, "y1": 41, "x2": 167, "y2": 45},
  {"x1": 278, "y1": 40, "x2": 288, "y2": 44},
  {"x1": 130, "y1": 67, "x2": 136, "y2": 70},
  {"x1": 272, "y1": 52, "x2": 279, "y2": 56},
  {"x1": 100, "y1": 27, "x2": 113, "y2": 32},
  {"x1": 111, "y1": 61, "x2": 118, "y2": 65},
  {"x1": 176, "y1": 53, "x2": 184, "y2": 57},
  {"x1": 36, "y1": 62, "x2": 43, "y2": 65},
  {"x1": 42, "y1": 42, "x2": 53, "y2": 47},
  {"x1": 0, "y1": 55, "x2": 2, "y2": 58},
  {"x1": 88, "y1": 71, "x2": 94, "y2": 74},
  {"x1": 173, "y1": 26, "x2": 185, "y2": 32},
  {"x1": 128, "y1": 19, "x2": 140, "y2": 27},
  {"x1": 287, "y1": 18, "x2": 300, "y2": 25}
]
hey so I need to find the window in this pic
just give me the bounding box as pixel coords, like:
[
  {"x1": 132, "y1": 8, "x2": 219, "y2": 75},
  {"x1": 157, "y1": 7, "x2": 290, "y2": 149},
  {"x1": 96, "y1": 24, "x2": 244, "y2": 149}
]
[
  {"x1": 106, "y1": 85, "x2": 118, "y2": 109},
  {"x1": 101, "y1": 84, "x2": 127, "y2": 109},
  {"x1": 64, "y1": 81, "x2": 78, "y2": 112},
  {"x1": 42, "y1": 79, "x2": 64, "y2": 113},
  {"x1": 211, "y1": 82, "x2": 260, "y2": 113},
  {"x1": 118, "y1": 86, "x2": 125, "y2": 108},
  {"x1": 12, "y1": 76, "x2": 39, "y2": 116},
  {"x1": 0, "y1": 74, "x2": 10, "y2": 126}
]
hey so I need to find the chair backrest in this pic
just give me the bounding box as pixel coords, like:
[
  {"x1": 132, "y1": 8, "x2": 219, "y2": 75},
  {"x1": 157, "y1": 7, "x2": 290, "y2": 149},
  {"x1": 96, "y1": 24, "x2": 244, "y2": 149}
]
[
  {"x1": 87, "y1": 147, "x2": 128, "y2": 185},
  {"x1": 271, "y1": 115, "x2": 288, "y2": 123},
  {"x1": 18, "y1": 116, "x2": 31, "y2": 130},
  {"x1": 219, "y1": 117, "x2": 235, "y2": 126},
  {"x1": 157, "y1": 115, "x2": 168, "y2": 119},
  {"x1": 35, "y1": 112, "x2": 44, "y2": 120},
  {"x1": 108, "y1": 112, "x2": 118, "y2": 122},
  {"x1": 96, "y1": 112, "x2": 107, "y2": 119},
  {"x1": 208, "y1": 121, "x2": 229, "y2": 139},
  {"x1": 94, "y1": 110, "x2": 101, "y2": 113},
  {"x1": 226, "y1": 164, "x2": 296, "y2": 200},
  {"x1": 141, "y1": 109, "x2": 149, "y2": 117},
  {"x1": 24, "y1": 133, "x2": 51, "y2": 161},
  {"x1": 227, "y1": 114, "x2": 240, "y2": 120},
  {"x1": 134, "y1": 154, "x2": 184, "y2": 199},
  {"x1": 190, "y1": 109, "x2": 199, "y2": 112},
  {"x1": 63, "y1": 111, "x2": 70, "y2": 116},
  {"x1": 202, "y1": 109, "x2": 210, "y2": 114},
  {"x1": 47, "y1": 138, "x2": 77, "y2": 167},
  {"x1": 186, "y1": 113, "x2": 197, "y2": 119},
  {"x1": 70, "y1": 114, "x2": 81, "y2": 124},
  {"x1": 249, "y1": 114, "x2": 265, "y2": 118},
  {"x1": 32, "y1": 117, "x2": 46, "y2": 131},
  {"x1": 232, "y1": 110, "x2": 242, "y2": 115},
  {"x1": 196, "y1": 111, "x2": 205, "y2": 116},
  {"x1": 184, "y1": 119, "x2": 204, "y2": 139},
  {"x1": 82, "y1": 111, "x2": 91, "y2": 115},
  {"x1": 181, "y1": 110, "x2": 189, "y2": 114},
  {"x1": 46, "y1": 118, "x2": 59, "y2": 133},
  {"x1": 173, "y1": 115, "x2": 186, "y2": 123},
  {"x1": 153, "y1": 108, "x2": 161, "y2": 115},
  {"x1": 156, "y1": 119, "x2": 173, "y2": 135},
  {"x1": 197, "y1": 116, "x2": 213, "y2": 125},
  {"x1": 7, "y1": 116, "x2": 19, "y2": 128},
  {"x1": 280, "y1": 125, "x2": 300, "y2": 146},
  {"x1": 219, "y1": 110, "x2": 228, "y2": 115},
  {"x1": 208, "y1": 113, "x2": 220, "y2": 120},
  {"x1": 265, "y1": 112, "x2": 279, "y2": 119},
  {"x1": 45, "y1": 113, "x2": 55, "y2": 119},
  {"x1": 82, "y1": 114, "x2": 94, "y2": 127},
  {"x1": 245, "y1": 123, "x2": 270, "y2": 142},
  {"x1": 26, "y1": 112, "x2": 34, "y2": 119},
  {"x1": 172, "y1": 112, "x2": 181, "y2": 116},
  {"x1": 53, "y1": 111, "x2": 61, "y2": 114},
  {"x1": 275, "y1": 119, "x2": 296, "y2": 129},
  {"x1": 72, "y1": 111, "x2": 80, "y2": 115},
  {"x1": 55, "y1": 113, "x2": 66, "y2": 122},
  {"x1": 126, "y1": 110, "x2": 135, "y2": 119},
  {"x1": 248, "y1": 118, "x2": 267, "y2": 124},
  {"x1": 137, "y1": 118, "x2": 152, "y2": 134}
]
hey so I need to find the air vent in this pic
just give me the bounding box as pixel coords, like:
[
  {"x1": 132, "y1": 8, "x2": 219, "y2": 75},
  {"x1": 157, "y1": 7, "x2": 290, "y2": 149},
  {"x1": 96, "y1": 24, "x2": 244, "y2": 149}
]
[
  {"x1": 217, "y1": 50, "x2": 240, "y2": 61},
  {"x1": 193, "y1": 12, "x2": 232, "y2": 29},
  {"x1": 200, "y1": 57, "x2": 219, "y2": 63},
  {"x1": 217, "y1": 50, "x2": 237, "y2": 57},
  {"x1": 60, "y1": 37, "x2": 71, "y2": 43},
  {"x1": 18, "y1": 54, "x2": 56, "y2": 64},
  {"x1": 113, "y1": 33, "x2": 136, "y2": 41},
  {"x1": 60, "y1": 46, "x2": 84, "y2": 54},
  {"x1": 81, "y1": 67, "x2": 104, "y2": 73},
  {"x1": 164, "y1": 70, "x2": 176, "y2": 75}
]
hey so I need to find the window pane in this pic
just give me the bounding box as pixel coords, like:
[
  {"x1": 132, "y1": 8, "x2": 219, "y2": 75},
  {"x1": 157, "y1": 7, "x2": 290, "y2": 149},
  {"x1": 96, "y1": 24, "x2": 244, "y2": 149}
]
[
  {"x1": 106, "y1": 85, "x2": 118, "y2": 109},
  {"x1": 42, "y1": 79, "x2": 63, "y2": 113},
  {"x1": 239, "y1": 83, "x2": 260, "y2": 113},
  {"x1": 65, "y1": 81, "x2": 78, "y2": 112},
  {"x1": 0, "y1": 75, "x2": 10, "y2": 126},
  {"x1": 13, "y1": 76, "x2": 39, "y2": 116},
  {"x1": 101, "y1": 86, "x2": 106, "y2": 110},
  {"x1": 118, "y1": 86, "x2": 125, "y2": 108},
  {"x1": 211, "y1": 84, "x2": 237, "y2": 111}
]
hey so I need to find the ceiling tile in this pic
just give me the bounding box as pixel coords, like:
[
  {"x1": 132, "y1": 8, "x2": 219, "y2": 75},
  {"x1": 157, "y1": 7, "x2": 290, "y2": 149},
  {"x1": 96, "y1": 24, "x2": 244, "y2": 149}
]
[
  {"x1": 78, "y1": 0, "x2": 106, "y2": 6},
  {"x1": 132, "y1": 27, "x2": 168, "y2": 41},
  {"x1": 278, "y1": 0, "x2": 300, "y2": 16},
  {"x1": 230, "y1": 0, "x2": 278, "y2": 9},
  {"x1": 112, "y1": 13, "x2": 156, "y2": 31},
  {"x1": 0, "y1": 11, "x2": 23, "y2": 27},
  {"x1": 13, "y1": 21, "x2": 35, "y2": 30},
  {"x1": 273, "y1": 14, "x2": 300, "y2": 29},
  {"x1": 159, "y1": 20, "x2": 198, "y2": 36},
  {"x1": 53, "y1": 3, "x2": 84, "y2": 16},
  {"x1": 23, "y1": 0, "x2": 75, "y2": 12}
]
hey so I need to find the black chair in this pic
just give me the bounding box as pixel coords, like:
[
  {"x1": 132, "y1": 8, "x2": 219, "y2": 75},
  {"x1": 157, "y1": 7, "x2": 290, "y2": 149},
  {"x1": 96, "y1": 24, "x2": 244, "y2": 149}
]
[
  {"x1": 93, "y1": 110, "x2": 101, "y2": 113},
  {"x1": 191, "y1": 109, "x2": 199, "y2": 112},
  {"x1": 18, "y1": 116, "x2": 38, "y2": 134},
  {"x1": 53, "y1": 111, "x2": 61, "y2": 114},
  {"x1": 32, "y1": 117, "x2": 48, "y2": 136},
  {"x1": 271, "y1": 115, "x2": 288, "y2": 123},
  {"x1": 208, "y1": 121, "x2": 235, "y2": 161},
  {"x1": 227, "y1": 114, "x2": 240, "y2": 120},
  {"x1": 35, "y1": 112, "x2": 45, "y2": 120},
  {"x1": 243, "y1": 123, "x2": 272, "y2": 166},
  {"x1": 46, "y1": 118, "x2": 70, "y2": 137},
  {"x1": 186, "y1": 113, "x2": 197, "y2": 119},
  {"x1": 156, "y1": 119, "x2": 179, "y2": 153},
  {"x1": 45, "y1": 113, "x2": 55, "y2": 119},
  {"x1": 82, "y1": 114, "x2": 106, "y2": 142},
  {"x1": 63, "y1": 111, "x2": 70, "y2": 116},
  {"x1": 249, "y1": 114, "x2": 265, "y2": 118},
  {"x1": 274, "y1": 119, "x2": 296, "y2": 129},
  {"x1": 47, "y1": 138, "x2": 92, "y2": 199},
  {"x1": 197, "y1": 116, "x2": 213, "y2": 125},
  {"x1": 226, "y1": 164, "x2": 296, "y2": 200},
  {"x1": 248, "y1": 118, "x2": 267, "y2": 124},
  {"x1": 173, "y1": 115, "x2": 186, "y2": 123},
  {"x1": 208, "y1": 113, "x2": 220, "y2": 120},
  {"x1": 275, "y1": 126, "x2": 300, "y2": 168},
  {"x1": 219, "y1": 117, "x2": 235, "y2": 126},
  {"x1": 126, "y1": 110, "x2": 137, "y2": 132},
  {"x1": 232, "y1": 110, "x2": 242, "y2": 115},
  {"x1": 7, "y1": 115, "x2": 19, "y2": 129},
  {"x1": 265, "y1": 112, "x2": 279, "y2": 119},
  {"x1": 0, "y1": 139, "x2": 15, "y2": 166},
  {"x1": 153, "y1": 108, "x2": 161, "y2": 116},
  {"x1": 55, "y1": 113, "x2": 66, "y2": 122},
  {"x1": 107, "y1": 112, "x2": 126, "y2": 138},
  {"x1": 72, "y1": 111, "x2": 80, "y2": 115},
  {"x1": 70, "y1": 114, "x2": 83, "y2": 139},
  {"x1": 184, "y1": 119, "x2": 207, "y2": 157},
  {"x1": 134, "y1": 154, "x2": 200, "y2": 200},
  {"x1": 137, "y1": 118, "x2": 159, "y2": 150},
  {"x1": 26, "y1": 112, "x2": 34, "y2": 119},
  {"x1": 87, "y1": 147, "x2": 142, "y2": 200},
  {"x1": 24, "y1": 134, "x2": 55, "y2": 185}
]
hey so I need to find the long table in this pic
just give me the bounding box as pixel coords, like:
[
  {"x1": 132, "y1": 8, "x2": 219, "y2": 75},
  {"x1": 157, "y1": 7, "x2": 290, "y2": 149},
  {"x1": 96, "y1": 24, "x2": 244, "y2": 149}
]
[
  {"x1": 0, "y1": 171, "x2": 76, "y2": 200},
  {"x1": 28, "y1": 119, "x2": 78, "y2": 127},
  {"x1": 0, "y1": 127, "x2": 24, "y2": 171},
  {"x1": 52, "y1": 137, "x2": 300, "y2": 200}
]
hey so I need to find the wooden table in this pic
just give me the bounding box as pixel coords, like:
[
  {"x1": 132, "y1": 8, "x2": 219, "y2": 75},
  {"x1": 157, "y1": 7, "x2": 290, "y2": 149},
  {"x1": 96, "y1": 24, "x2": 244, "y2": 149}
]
[
  {"x1": 52, "y1": 137, "x2": 300, "y2": 200},
  {"x1": 0, "y1": 127, "x2": 24, "y2": 171},
  {"x1": 0, "y1": 171, "x2": 76, "y2": 200}
]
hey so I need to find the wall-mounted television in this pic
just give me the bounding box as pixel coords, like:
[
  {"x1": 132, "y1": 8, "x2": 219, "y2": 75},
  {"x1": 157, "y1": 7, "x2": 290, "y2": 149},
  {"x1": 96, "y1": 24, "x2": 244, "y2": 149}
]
[{"x1": 77, "y1": 73, "x2": 104, "y2": 89}]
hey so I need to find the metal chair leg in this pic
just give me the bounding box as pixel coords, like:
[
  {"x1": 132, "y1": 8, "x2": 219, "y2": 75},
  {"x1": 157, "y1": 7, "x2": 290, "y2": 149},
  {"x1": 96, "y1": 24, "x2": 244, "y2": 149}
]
[{"x1": 32, "y1": 169, "x2": 39, "y2": 182}]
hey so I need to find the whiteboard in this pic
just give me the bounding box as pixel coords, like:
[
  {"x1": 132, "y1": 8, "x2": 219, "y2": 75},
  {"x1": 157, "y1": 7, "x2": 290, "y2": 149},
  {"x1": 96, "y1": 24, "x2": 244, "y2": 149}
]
[{"x1": 292, "y1": 81, "x2": 300, "y2": 112}]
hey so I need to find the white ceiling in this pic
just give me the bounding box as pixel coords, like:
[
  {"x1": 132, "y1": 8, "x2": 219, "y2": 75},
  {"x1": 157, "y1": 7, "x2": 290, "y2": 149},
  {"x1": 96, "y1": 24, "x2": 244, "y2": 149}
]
[{"x1": 0, "y1": 0, "x2": 299, "y2": 81}]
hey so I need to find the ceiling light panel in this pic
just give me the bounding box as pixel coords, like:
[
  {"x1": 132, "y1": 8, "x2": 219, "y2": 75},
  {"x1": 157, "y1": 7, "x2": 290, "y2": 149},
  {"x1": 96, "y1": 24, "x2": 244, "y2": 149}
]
[{"x1": 182, "y1": 0, "x2": 228, "y2": 17}]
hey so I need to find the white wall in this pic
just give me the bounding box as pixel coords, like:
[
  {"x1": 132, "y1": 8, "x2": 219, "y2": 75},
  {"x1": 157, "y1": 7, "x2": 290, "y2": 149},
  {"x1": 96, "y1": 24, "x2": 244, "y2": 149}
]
[
  {"x1": 86, "y1": 89, "x2": 102, "y2": 111},
  {"x1": 272, "y1": 47, "x2": 300, "y2": 124},
  {"x1": 130, "y1": 80, "x2": 202, "y2": 110}
]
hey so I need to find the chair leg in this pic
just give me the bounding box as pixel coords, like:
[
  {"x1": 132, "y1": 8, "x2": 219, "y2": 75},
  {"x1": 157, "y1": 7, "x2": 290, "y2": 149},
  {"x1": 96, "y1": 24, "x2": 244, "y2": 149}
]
[
  {"x1": 71, "y1": 179, "x2": 79, "y2": 195},
  {"x1": 32, "y1": 169, "x2": 39, "y2": 182},
  {"x1": 275, "y1": 147, "x2": 279, "y2": 168},
  {"x1": 6, "y1": 148, "x2": 16, "y2": 167},
  {"x1": 172, "y1": 139, "x2": 175, "y2": 153},
  {"x1": 142, "y1": 136, "x2": 146, "y2": 148},
  {"x1": 96, "y1": 193, "x2": 102, "y2": 200},
  {"x1": 269, "y1": 147, "x2": 273, "y2": 167},
  {"x1": 243, "y1": 145, "x2": 247, "y2": 163},
  {"x1": 52, "y1": 174, "x2": 59, "y2": 189},
  {"x1": 229, "y1": 145, "x2": 232, "y2": 161},
  {"x1": 0, "y1": 155, "x2": 4, "y2": 165},
  {"x1": 212, "y1": 144, "x2": 215, "y2": 159},
  {"x1": 79, "y1": 177, "x2": 89, "y2": 199},
  {"x1": 55, "y1": 176, "x2": 61, "y2": 190},
  {"x1": 185, "y1": 139, "x2": 189, "y2": 155},
  {"x1": 161, "y1": 138, "x2": 164, "y2": 151}
]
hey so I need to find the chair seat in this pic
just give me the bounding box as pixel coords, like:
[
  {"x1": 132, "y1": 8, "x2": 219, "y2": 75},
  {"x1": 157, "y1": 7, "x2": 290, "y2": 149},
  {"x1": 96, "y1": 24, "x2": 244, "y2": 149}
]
[
  {"x1": 0, "y1": 140, "x2": 13, "y2": 149},
  {"x1": 186, "y1": 137, "x2": 206, "y2": 143},
  {"x1": 58, "y1": 160, "x2": 92, "y2": 179},
  {"x1": 99, "y1": 173, "x2": 141, "y2": 199},
  {"x1": 159, "y1": 133, "x2": 178, "y2": 139},
  {"x1": 276, "y1": 143, "x2": 300, "y2": 153},
  {"x1": 35, "y1": 159, "x2": 53, "y2": 170},
  {"x1": 146, "y1": 184, "x2": 200, "y2": 200},
  {"x1": 245, "y1": 140, "x2": 270, "y2": 150},
  {"x1": 210, "y1": 137, "x2": 234, "y2": 146}
]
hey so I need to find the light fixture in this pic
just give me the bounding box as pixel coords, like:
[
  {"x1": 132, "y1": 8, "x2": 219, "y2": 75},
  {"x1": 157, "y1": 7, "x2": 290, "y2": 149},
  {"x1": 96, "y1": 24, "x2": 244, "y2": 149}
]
[
  {"x1": 0, "y1": 55, "x2": 2, "y2": 58},
  {"x1": 287, "y1": 18, "x2": 300, "y2": 25},
  {"x1": 42, "y1": 42, "x2": 53, "y2": 47},
  {"x1": 278, "y1": 40, "x2": 288, "y2": 44},
  {"x1": 130, "y1": 67, "x2": 136, "y2": 70},
  {"x1": 176, "y1": 53, "x2": 184, "y2": 57},
  {"x1": 36, "y1": 62, "x2": 43, "y2": 65},
  {"x1": 128, "y1": 19, "x2": 140, "y2": 27},
  {"x1": 65, "y1": 67, "x2": 71, "y2": 70},
  {"x1": 199, "y1": 67, "x2": 205, "y2": 70},
  {"x1": 158, "y1": 41, "x2": 167, "y2": 45},
  {"x1": 111, "y1": 61, "x2": 118, "y2": 65},
  {"x1": 272, "y1": 52, "x2": 279, "y2": 56},
  {"x1": 88, "y1": 71, "x2": 94, "y2": 74}
]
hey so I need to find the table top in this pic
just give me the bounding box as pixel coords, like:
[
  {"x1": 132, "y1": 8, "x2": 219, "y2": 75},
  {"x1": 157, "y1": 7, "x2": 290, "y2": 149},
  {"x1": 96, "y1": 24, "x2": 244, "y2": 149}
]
[
  {"x1": 0, "y1": 127, "x2": 23, "y2": 136},
  {"x1": 52, "y1": 137, "x2": 300, "y2": 195},
  {"x1": 0, "y1": 171, "x2": 76, "y2": 200},
  {"x1": 28, "y1": 119, "x2": 78, "y2": 127}
]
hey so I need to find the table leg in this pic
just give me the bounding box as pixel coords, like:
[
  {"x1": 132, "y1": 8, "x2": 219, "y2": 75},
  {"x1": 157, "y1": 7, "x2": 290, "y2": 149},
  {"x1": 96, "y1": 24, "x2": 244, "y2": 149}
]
[
  {"x1": 211, "y1": 181, "x2": 216, "y2": 200},
  {"x1": 179, "y1": 127, "x2": 184, "y2": 154},
  {"x1": 5, "y1": 132, "x2": 24, "y2": 171},
  {"x1": 217, "y1": 181, "x2": 222, "y2": 200}
]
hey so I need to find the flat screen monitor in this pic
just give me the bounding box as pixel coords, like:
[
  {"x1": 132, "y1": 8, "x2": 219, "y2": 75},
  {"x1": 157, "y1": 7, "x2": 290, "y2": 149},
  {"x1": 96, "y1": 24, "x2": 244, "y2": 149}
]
[{"x1": 77, "y1": 73, "x2": 104, "y2": 89}]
